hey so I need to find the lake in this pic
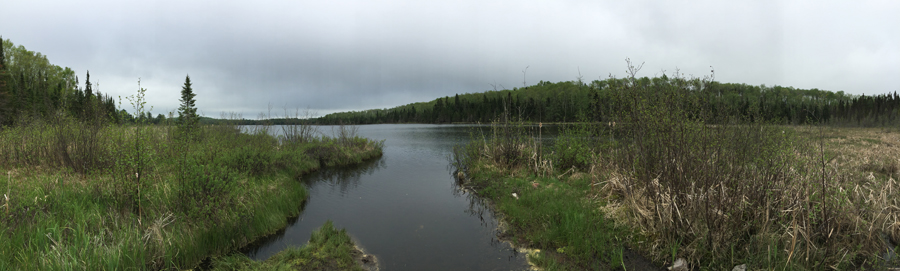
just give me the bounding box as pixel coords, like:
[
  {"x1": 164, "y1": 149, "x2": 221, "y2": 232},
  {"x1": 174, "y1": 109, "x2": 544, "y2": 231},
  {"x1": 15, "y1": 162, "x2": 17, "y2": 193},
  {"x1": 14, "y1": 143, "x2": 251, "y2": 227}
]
[{"x1": 241, "y1": 124, "x2": 560, "y2": 270}]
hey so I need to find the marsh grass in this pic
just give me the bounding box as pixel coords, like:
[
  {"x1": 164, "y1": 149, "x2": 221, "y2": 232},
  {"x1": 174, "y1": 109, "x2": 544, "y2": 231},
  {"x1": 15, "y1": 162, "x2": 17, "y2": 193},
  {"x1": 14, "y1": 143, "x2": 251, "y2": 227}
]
[
  {"x1": 452, "y1": 61, "x2": 900, "y2": 270},
  {"x1": 0, "y1": 109, "x2": 382, "y2": 270}
]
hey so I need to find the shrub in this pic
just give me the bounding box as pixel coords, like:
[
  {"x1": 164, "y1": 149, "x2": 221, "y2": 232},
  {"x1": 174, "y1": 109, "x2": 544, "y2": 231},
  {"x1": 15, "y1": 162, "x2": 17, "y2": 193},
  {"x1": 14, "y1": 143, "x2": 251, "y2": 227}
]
[
  {"x1": 177, "y1": 157, "x2": 238, "y2": 222},
  {"x1": 218, "y1": 145, "x2": 274, "y2": 176},
  {"x1": 552, "y1": 124, "x2": 594, "y2": 171}
]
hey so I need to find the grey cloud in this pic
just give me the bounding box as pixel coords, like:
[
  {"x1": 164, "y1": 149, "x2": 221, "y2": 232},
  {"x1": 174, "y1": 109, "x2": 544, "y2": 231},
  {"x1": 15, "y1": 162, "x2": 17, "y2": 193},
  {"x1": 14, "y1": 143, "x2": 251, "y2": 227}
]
[{"x1": 2, "y1": 0, "x2": 898, "y2": 117}]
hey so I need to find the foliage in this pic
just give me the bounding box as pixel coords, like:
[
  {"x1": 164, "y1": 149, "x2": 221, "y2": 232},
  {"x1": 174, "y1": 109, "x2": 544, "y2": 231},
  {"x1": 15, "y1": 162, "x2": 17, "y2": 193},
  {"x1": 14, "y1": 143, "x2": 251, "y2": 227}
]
[
  {"x1": 311, "y1": 67, "x2": 898, "y2": 127},
  {"x1": 176, "y1": 158, "x2": 238, "y2": 222},
  {"x1": 552, "y1": 122, "x2": 595, "y2": 171},
  {"x1": 0, "y1": 38, "x2": 119, "y2": 126}
]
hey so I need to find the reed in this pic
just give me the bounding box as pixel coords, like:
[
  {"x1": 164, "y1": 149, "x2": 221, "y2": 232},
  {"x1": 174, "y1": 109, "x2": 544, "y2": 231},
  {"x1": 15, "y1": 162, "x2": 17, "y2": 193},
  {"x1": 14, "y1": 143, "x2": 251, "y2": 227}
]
[{"x1": 451, "y1": 61, "x2": 900, "y2": 270}]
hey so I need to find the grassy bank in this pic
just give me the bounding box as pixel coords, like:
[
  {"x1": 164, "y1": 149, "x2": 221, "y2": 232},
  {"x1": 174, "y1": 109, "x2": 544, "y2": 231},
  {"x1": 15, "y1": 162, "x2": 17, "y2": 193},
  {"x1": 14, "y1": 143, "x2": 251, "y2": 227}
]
[
  {"x1": 0, "y1": 117, "x2": 383, "y2": 270},
  {"x1": 210, "y1": 220, "x2": 378, "y2": 271},
  {"x1": 452, "y1": 64, "x2": 900, "y2": 270},
  {"x1": 455, "y1": 123, "x2": 900, "y2": 270}
]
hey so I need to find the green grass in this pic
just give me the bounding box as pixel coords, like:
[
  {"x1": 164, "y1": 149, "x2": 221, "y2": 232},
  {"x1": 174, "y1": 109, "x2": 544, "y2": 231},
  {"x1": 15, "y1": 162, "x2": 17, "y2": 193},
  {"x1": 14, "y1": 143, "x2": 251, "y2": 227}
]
[
  {"x1": 0, "y1": 121, "x2": 383, "y2": 270},
  {"x1": 460, "y1": 161, "x2": 630, "y2": 270},
  {"x1": 210, "y1": 220, "x2": 373, "y2": 271}
]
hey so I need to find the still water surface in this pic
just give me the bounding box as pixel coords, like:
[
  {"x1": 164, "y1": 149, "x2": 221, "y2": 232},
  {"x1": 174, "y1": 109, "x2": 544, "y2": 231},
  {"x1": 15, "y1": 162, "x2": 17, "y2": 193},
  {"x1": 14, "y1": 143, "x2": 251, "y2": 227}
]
[{"x1": 243, "y1": 124, "x2": 559, "y2": 270}]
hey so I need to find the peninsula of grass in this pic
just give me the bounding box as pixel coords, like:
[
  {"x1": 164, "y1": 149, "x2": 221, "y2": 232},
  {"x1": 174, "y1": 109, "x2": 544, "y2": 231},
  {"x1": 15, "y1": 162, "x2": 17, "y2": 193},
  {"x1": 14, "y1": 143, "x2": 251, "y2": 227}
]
[
  {"x1": 0, "y1": 119, "x2": 383, "y2": 270},
  {"x1": 210, "y1": 220, "x2": 378, "y2": 271}
]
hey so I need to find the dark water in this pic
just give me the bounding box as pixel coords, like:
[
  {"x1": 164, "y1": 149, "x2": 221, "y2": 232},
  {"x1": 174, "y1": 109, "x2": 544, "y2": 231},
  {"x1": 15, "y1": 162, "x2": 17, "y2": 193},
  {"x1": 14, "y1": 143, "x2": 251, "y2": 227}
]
[{"x1": 242, "y1": 124, "x2": 560, "y2": 271}]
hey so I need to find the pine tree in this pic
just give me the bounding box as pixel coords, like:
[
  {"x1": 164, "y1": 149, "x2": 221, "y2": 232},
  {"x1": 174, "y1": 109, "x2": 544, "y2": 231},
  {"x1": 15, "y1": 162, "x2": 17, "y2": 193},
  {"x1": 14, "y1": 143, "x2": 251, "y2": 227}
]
[
  {"x1": 177, "y1": 75, "x2": 198, "y2": 139},
  {"x1": 82, "y1": 71, "x2": 94, "y2": 120},
  {"x1": 84, "y1": 71, "x2": 92, "y2": 98},
  {"x1": 0, "y1": 36, "x2": 5, "y2": 68},
  {"x1": 0, "y1": 36, "x2": 8, "y2": 126}
]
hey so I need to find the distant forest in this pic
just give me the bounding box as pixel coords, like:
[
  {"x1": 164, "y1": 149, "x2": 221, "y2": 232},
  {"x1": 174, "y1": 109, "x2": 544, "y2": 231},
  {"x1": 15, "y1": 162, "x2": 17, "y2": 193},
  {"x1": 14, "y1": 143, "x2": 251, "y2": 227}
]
[
  {"x1": 312, "y1": 76, "x2": 900, "y2": 127},
  {"x1": 3, "y1": 37, "x2": 898, "y2": 128}
]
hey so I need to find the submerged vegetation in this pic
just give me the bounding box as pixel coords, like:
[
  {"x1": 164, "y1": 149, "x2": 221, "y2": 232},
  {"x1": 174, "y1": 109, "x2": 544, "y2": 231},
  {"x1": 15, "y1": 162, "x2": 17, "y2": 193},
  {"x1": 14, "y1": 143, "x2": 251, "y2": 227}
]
[{"x1": 452, "y1": 60, "x2": 900, "y2": 270}]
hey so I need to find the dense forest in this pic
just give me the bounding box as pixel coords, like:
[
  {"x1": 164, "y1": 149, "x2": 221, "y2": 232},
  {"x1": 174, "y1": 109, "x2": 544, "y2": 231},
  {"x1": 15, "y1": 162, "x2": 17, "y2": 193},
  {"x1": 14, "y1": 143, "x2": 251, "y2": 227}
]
[
  {"x1": 312, "y1": 75, "x2": 900, "y2": 127},
  {"x1": 0, "y1": 38, "x2": 173, "y2": 126}
]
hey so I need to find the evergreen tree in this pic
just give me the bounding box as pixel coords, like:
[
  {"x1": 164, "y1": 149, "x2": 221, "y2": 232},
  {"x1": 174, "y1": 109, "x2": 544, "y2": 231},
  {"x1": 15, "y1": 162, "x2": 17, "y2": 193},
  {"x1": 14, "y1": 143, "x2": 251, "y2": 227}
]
[
  {"x1": 83, "y1": 71, "x2": 94, "y2": 120},
  {"x1": 177, "y1": 75, "x2": 198, "y2": 138},
  {"x1": 0, "y1": 36, "x2": 5, "y2": 68},
  {"x1": 84, "y1": 71, "x2": 92, "y2": 98},
  {"x1": 0, "y1": 36, "x2": 8, "y2": 126}
]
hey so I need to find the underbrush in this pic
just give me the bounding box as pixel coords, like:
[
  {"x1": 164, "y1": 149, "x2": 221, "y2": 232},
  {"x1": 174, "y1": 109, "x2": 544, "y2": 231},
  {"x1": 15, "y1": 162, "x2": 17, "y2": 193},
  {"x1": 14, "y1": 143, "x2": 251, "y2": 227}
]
[{"x1": 0, "y1": 117, "x2": 382, "y2": 270}]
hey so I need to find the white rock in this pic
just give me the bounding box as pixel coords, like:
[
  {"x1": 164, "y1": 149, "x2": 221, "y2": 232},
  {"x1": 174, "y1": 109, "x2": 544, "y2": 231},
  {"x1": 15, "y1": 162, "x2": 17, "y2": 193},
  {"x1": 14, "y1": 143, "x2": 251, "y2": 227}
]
[
  {"x1": 512, "y1": 193, "x2": 519, "y2": 199},
  {"x1": 732, "y1": 264, "x2": 747, "y2": 271},
  {"x1": 668, "y1": 258, "x2": 687, "y2": 271}
]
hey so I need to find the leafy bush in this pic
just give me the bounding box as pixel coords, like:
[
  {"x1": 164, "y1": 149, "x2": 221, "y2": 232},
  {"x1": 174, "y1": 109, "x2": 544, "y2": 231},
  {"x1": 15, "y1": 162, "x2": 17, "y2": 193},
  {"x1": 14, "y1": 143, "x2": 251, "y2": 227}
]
[
  {"x1": 177, "y1": 157, "x2": 239, "y2": 222},
  {"x1": 552, "y1": 124, "x2": 594, "y2": 171},
  {"x1": 218, "y1": 145, "x2": 274, "y2": 176},
  {"x1": 304, "y1": 140, "x2": 340, "y2": 165}
]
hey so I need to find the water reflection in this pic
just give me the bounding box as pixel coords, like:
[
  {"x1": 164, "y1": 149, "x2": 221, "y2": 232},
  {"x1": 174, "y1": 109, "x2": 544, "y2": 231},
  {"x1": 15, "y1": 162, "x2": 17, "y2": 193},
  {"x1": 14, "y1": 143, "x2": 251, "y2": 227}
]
[
  {"x1": 452, "y1": 174, "x2": 528, "y2": 264},
  {"x1": 304, "y1": 157, "x2": 386, "y2": 196},
  {"x1": 242, "y1": 124, "x2": 532, "y2": 270},
  {"x1": 241, "y1": 156, "x2": 386, "y2": 258}
]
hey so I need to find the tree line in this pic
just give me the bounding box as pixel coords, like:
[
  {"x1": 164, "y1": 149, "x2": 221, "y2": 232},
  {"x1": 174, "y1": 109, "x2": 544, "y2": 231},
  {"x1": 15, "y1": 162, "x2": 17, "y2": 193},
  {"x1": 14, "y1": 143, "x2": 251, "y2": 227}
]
[
  {"x1": 0, "y1": 37, "x2": 182, "y2": 127},
  {"x1": 312, "y1": 80, "x2": 592, "y2": 124},
  {"x1": 312, "y1": 74, "x2": 899, "y2": 127},
  {"x1": 0, "y1": 37, "x2": 121, "y2": 125},
  {"x1": 6, "y1": 34, "x2": 894, "y2": 128}
]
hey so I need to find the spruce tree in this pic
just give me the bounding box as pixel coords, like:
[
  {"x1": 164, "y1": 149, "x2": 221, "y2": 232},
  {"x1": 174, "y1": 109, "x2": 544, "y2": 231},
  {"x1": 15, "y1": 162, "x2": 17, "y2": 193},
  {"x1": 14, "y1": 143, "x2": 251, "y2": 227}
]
[
  {"x1": 0, "y1": 36, "x2": 5, "y2": 67},
  {"x1": 0, "y1": 36, "x2": 8, "y2": 125},
  {"x1": 177, "y1": 75, "x2": 198, "y2": 139},
  {"x1": 83, "y1": 71, "x2": 94, "y2": 120},
  {"x1": 84, "y1": 71, "x2": 92, "y2": 98}
]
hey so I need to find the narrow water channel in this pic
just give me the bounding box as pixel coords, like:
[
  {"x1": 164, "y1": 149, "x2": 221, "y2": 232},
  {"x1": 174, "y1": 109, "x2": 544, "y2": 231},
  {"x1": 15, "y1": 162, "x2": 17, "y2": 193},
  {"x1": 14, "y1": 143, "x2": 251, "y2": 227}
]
[{"x1": 243, "y1": 124, "x2": 557, "y2": 270}]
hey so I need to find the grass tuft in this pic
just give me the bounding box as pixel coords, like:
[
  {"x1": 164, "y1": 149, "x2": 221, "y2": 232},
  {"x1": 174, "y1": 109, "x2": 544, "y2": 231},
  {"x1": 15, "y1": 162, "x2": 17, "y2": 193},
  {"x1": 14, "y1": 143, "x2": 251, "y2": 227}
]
[{"x1": 210, "y1": 220, "x2": 376, "y2": 271}]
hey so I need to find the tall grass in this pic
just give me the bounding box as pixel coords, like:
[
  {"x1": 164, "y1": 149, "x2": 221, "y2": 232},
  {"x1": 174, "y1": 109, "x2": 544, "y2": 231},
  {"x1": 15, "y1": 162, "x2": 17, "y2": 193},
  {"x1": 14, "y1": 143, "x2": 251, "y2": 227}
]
[
  {"x1": 452, "y1": 60, "x2": 900, "y2": 270},
  {"x1": 0, "y1": 100, "x2": 383, "y2": 269}
]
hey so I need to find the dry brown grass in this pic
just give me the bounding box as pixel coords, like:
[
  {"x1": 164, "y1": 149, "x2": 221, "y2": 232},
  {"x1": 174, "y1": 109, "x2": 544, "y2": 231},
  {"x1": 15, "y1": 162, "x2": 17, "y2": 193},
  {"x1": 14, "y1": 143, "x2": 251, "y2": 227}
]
[
  {"x1": 812, "y1": 127, "x2": 900, "y2": 246},
  {"x1": 813, "y1": 127, "x2": 900, "y2": 178},
  {"x1": 591, "y1": 126, "x2": 900, "y2": 269}
]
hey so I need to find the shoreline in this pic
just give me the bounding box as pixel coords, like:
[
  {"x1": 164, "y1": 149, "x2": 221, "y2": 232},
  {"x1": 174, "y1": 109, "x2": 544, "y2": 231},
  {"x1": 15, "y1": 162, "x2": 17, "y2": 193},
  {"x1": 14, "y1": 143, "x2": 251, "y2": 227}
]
[{"x1": 0, "y1": 123, "x2": 384, "y2": 270}]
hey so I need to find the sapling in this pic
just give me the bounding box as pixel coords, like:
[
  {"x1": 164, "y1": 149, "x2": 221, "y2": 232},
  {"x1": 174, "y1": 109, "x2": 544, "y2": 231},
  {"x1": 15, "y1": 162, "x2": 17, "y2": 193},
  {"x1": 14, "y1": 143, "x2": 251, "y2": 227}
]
[{"x1": 114, "y1": 78, "x2": 155, "y2": 219}]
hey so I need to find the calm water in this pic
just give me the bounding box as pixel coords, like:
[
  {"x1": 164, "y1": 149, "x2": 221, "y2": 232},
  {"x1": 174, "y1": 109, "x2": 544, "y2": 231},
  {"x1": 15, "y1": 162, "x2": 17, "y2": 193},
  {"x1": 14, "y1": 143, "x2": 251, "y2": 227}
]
[{"x1": 242, "y1": 124, "x2": 559, "y2": 271}]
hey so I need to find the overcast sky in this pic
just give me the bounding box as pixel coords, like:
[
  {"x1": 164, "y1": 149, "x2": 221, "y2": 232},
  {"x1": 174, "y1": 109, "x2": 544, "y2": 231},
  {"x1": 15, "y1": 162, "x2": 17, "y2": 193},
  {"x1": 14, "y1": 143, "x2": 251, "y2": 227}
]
[{"x1": 2, "y1": 0, "x2": 898, "y2": 117}]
